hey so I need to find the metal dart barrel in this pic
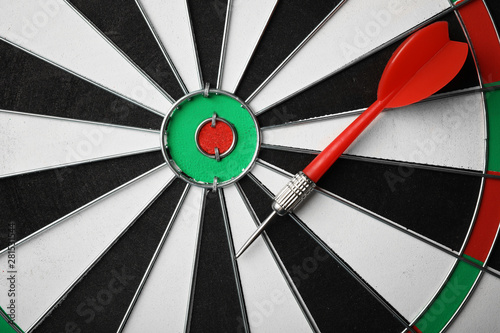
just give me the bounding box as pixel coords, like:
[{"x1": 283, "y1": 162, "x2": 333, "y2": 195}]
[{"x1": 236, "y1": 172, "x2": 316, "y2": 258}]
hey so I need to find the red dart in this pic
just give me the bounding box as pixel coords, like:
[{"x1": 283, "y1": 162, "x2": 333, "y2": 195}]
[
  {"x1": 236, "y1": 21, "x2": 469, "y2": 258},
  {"x1": 304, "y1": 21, "x2": 468, "y2": 182}
]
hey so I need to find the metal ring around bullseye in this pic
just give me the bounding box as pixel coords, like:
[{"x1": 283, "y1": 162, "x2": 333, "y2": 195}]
[
  {"x1": 203, "y1": 82, "x2": 210, "y2": 97},
  {"x1": 195, "y1": 116, "x2": 238, "y2": 160}
]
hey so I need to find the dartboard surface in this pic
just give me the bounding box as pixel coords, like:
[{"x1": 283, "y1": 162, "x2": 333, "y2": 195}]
[{"x1": 1, "y1": 0, "x2": 500, "y2": 332}]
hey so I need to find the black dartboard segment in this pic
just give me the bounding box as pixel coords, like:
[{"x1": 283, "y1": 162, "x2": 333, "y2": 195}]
[
  {"x1": 0, "y1": 40, "x2": 162, "y2": 129},
  {"x1": 487, "y1": 242, "x2": 500, "y2": 272},
  {"x1": 235, "y1": 0, "x2": 344, "y2": 101},
  {"x1": 36, "y1": 178, "x2": 187, "y2": 333},
  {"x1": 67, "y1": 0, "x2": 185, "y2": 101},
  {"x1": 238, "y1": 175, "x2": 406, "y2": 332},
  {"x1": 189, "y1": 190, "x2": 242, "y2": 332},
  {"x1": 484, "y1": 0, "x2": 500, "y2": 27},
  {"x1": 187, "y1": 0, "x2": 228, "y2": 87},
  {"x1": 0, "y1": 151, "x2": 165, "y2": 250}
]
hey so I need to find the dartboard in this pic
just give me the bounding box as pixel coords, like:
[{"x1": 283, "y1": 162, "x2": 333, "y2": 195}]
[{"x1": 1, "y1": 0, "x2": 500, "y2": 332}]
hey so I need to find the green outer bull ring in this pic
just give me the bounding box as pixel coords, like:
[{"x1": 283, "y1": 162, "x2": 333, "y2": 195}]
[{"x1": 160, "y1": 89, "x2": 261, "y2": 189}]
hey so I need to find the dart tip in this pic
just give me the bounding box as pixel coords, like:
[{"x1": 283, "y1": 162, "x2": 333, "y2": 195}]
[
  {"x1": 235, "y1": 230, "x2": 259, "y2": 259},
  {"x1": 234, "y1": 210, "x2": 279, "y2": 260}
]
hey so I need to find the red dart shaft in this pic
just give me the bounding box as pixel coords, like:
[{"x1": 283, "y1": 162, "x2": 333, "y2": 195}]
[{"x1": 303, "y1": 93, "x2": 393, "y2": 183}]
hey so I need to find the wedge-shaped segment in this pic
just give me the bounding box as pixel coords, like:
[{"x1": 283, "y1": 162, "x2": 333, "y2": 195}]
[
  {"x1": 262, "y1": 92, "x2": 485, "y2": 171},
  {"x1": 0, "y1": 111, "x2": 160, "y2": 178},
  {"x1": 224, "y1": 185, "x2": 314, "y2": 332}
]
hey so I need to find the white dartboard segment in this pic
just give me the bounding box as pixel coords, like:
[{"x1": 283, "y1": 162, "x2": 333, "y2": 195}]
[
  {"x1": 0, "y1": 0, "x2": 171, "y2": 115},
  {"x1": 262, "y1": 92, "x2": 485, "y2": 171},
  {"x1": 0, "y1": 165, "x2": 175, "y2": 331},
  {"x1": 446, "y1": 272, "x2": 500, "y2": 333},
  {"x1": 0, "y1": 110, "x2": 160, "y2": 178},
  {"x1": 219, "y1": 0, "x2": 278, "y2": 93},
  {"x1": 248, "y1": 0, "x2": 451, "y2": 113},
  {"x1": 250, "y1": 163, "x2": 457, "y2": 322},
  {"x1": 122, "y1": 186, "x2": 204, "y2": 333},
  {"x1": 137, "y1": 0, "x2": 202, "y2": 92},
  {"x1": 223, "y1": 185, "x2": 314, "y2": 332}
]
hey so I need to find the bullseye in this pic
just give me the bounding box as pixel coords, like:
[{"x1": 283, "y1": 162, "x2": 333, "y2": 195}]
[
  {"x1": 161, "y1": 89, "x2": 259, "y2": 187},
  {"x1": 195, "y1": 114, "x2": 237, "y2": 160}
]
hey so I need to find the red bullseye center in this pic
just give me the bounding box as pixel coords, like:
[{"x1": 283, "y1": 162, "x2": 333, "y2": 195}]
[{"x1": 197, "y1": 121, "x2": 234, "y2": 155}]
